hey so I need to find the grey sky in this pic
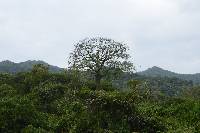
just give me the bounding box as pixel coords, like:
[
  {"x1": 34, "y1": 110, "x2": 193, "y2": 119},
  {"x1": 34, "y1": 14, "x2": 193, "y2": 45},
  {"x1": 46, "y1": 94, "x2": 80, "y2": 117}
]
[{"x1": 0, "y1": 0, "x2": 200, "y2": 74}]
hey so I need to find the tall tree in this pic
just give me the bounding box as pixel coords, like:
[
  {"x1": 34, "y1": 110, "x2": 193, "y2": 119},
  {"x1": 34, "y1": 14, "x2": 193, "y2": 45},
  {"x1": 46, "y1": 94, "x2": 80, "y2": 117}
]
[{"x1": 68, "y1": 37, "x2": 134, "y2": 89}]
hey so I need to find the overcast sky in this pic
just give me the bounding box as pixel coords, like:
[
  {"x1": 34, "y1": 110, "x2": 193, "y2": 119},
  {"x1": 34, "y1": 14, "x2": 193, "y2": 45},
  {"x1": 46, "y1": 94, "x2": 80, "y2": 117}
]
[{"x1": 0, "y1": 0, "x2": 200, "y2": 74}]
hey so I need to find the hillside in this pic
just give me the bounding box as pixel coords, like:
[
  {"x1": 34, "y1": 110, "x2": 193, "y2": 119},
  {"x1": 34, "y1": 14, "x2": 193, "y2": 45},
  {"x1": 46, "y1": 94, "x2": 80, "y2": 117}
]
[
  {"x1": 0, "y1": 60, "x2": 64, "y2": 73},
  {"x1": 1, "y1": 60, "x2": 200, "y2": 84},
  {"x1": 138, "y1": 66, "x2": 200, "y2": 84}
]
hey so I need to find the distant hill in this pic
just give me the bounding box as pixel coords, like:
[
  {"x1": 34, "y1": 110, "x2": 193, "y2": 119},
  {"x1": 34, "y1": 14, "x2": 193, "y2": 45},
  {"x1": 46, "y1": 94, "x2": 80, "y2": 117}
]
[
  {"x1": 0, "y1": 60, "x2": 64, "y2": 73},
  {"x1": 1, "y1": 60, "x2": 200, "y2": 85},
  {"x1": 138, "y1": 66, "x2": 200, "y2": 84},
  {"x1": 0, "y1": 61, "x2": 197, "y2": 96}
]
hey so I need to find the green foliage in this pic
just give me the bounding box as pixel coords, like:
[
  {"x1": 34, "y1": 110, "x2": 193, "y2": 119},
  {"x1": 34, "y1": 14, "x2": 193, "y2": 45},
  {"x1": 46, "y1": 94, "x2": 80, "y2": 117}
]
[
  {"x1": 0, "y1": 84, "x2": 17, "y2": 97},
  {"x1": 0, "y1": 65, "x2": 199, "y2": 132},
  {"x1": 0, "y1": 73, "x2": 14, "y2": 85},
  {"x1": 84, "y1": 80, "x2": 115, "y2": 91},
  {"x1": 0, "y1": 96, "x2": 38, "y2": 132},
  {"x1": 36, "y1": 83, "x2": 66, "y2": 103},
  {"x1": 138, "y1": 98, "x2": 200, "y2": 132},
  {"x1": 181, "y1": 86, "x2": 200, "y2": 99},
  {"x1": 127, "y1": 80, "x2": 141, "y2": 95},
  {"x1": 78, "y1": 88, "x2": 166, "y2": 132},
  {"x1": 35, "y1": 83, "x2": 67, "y2": 113},
  {"x1": 117, "y1": 73, "x2": 193, "y2": 97},
  {"x1": 22, "y1": 125, "x2": 48, "y2": 133},
  {"x1": 69, "y1": 37, "x2": 134, "y2": 89}
]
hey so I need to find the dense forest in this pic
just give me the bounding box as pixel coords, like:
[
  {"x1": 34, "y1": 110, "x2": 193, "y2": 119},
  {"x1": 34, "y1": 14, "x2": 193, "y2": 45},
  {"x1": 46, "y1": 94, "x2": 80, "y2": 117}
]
[{"x1": 0, "y1": 38, "x2": 200, "y2": 132}]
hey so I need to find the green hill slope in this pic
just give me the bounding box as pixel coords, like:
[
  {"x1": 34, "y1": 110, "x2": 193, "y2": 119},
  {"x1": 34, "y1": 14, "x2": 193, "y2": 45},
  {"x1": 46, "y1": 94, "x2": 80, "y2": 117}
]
[
  {"x1": 0, "y1": 60, "x2": 63, "y2": 73},
  {"x1": 138, "y1": 66, "x2": 200, "y2": 84}
]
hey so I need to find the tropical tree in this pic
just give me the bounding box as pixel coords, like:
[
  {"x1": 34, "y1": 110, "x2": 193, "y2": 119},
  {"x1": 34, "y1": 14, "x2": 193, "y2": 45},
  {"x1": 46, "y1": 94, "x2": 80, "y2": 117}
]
[{"x1": 68, "y1": 37, "x2": 133, "y2": 89}]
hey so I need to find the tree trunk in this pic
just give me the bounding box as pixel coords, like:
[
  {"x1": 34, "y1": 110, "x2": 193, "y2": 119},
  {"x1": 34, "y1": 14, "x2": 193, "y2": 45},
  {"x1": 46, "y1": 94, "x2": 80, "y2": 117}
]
[{"x1": 95, "y1": 74, "x2": 101, "y2": 90}]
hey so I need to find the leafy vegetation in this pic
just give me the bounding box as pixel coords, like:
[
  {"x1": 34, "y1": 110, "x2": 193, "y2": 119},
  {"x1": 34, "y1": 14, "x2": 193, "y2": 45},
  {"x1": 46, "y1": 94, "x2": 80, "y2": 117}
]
[
  {"x1": 0, "y1": 65, "x2": 199, "y2": 132},
  {"x1": 0, "y1": 38, "x2": 199, "y2": 132},
  {"x1": 69, "y1": 37, "x2": 133, "y2": 89},
  {"x1": 115, "y1": 73, "x2": 193, "y2": 97}
]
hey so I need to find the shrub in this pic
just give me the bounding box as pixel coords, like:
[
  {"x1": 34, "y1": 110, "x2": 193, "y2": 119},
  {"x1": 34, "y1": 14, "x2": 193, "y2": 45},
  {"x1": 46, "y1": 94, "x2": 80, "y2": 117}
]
[{"x1": 0, "y1": 84, "x2": 17, "y2": 97}]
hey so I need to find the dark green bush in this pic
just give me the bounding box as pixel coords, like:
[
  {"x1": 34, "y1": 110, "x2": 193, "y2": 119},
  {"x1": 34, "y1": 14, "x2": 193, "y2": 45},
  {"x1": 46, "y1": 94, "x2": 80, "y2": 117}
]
[
  {"x1": 0, "y1": 96, "x2": 38, "y2": 132},
  {"x1": 0, "y1": 84, "x2": 17, "y2": 97},
  {"x1": 84, "y1": 80, "x2": 116, "y2": 91}
]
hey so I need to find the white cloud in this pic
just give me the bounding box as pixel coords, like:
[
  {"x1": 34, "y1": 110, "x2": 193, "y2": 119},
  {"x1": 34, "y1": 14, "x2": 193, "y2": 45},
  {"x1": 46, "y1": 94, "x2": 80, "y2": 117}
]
[{"x1": 0, "y1": 0, "x2": 200, "y2": 73}]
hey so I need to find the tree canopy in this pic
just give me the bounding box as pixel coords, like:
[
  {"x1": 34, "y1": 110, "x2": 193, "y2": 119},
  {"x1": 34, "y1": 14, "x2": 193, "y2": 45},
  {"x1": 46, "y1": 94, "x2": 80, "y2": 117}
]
[{"x1": 69, "y1": 37, "x2": 134, "y2": 89}]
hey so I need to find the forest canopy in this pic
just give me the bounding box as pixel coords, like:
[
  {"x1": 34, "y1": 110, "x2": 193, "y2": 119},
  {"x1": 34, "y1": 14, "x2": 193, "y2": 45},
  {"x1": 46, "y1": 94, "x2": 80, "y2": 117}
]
[{"x1": 0, "y1": 38, "x2": 200, "y2": 132}]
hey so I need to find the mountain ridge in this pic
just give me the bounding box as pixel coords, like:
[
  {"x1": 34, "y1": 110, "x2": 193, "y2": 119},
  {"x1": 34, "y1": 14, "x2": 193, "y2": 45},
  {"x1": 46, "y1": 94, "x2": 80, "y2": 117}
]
[
  {"x1": 1, "y1": 60, "x2": 200, "y2": 84},
  {"x1": 138, "y1": 66, "x2": 200, "y2": 84},
  {"x1": 0, "y1": 60, "x2": 64, "y2": 73}
]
